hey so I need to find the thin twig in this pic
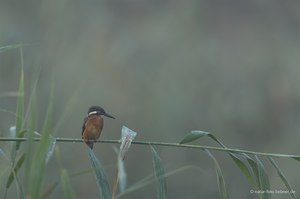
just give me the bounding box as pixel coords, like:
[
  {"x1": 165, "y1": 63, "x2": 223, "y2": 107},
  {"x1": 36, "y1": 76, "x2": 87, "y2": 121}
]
[{"x1": 0, "y1": 137, "x2": 299, "y2": 159}]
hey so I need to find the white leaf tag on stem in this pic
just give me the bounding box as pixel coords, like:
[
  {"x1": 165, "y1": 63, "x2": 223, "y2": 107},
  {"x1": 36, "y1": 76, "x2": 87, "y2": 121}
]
[{"x1": 120, "y1": 126, "x2": 137, "y2": 159}]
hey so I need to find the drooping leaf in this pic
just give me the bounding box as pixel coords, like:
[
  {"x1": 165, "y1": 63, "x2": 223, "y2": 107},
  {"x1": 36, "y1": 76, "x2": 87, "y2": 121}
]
[
  {"x1": 242, "y1": 154, "x2": 263, "y2": 190},
  {"x1": 255, "y1": 156, "x2": 271, "y2": 199},
  {"x1": 6, "y1": 153, "x2": 26, "y2": 189},
  {"x1": 87, "y1": 148, "x2": 112, "y2": 199},
  {"x1": 268, "y1": 157, "x2": 296, "y2": 199},
  {"x1": 203, "y1": 149, "x2": 229, "y2": 199},
  {"x1": 181, "y1": 130, "x2": 267, "y2": 192},
  {"x1": 229, "y1": 153, "x2": 255, "y2": 186},
  {"x1": 151, "y1": 146, "x2": 167, "y2": 199},
  {"x1": 292, "y1": 156, "x2": 300, "y2": 162}
]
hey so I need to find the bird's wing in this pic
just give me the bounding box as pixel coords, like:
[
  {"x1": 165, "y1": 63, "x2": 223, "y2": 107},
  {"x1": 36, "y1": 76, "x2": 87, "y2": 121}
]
[{"x1": 82, "y1": 116, "x2": 88, "y2": 136}]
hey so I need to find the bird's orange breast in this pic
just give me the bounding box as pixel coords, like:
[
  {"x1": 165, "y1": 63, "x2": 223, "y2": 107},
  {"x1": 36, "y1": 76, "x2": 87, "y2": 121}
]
[{"x1": 82, "y1": 115, "x2": 103, "y2": 141}]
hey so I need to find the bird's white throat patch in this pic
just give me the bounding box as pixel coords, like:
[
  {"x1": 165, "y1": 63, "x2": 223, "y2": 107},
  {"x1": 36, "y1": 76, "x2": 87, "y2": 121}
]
[{"x1": 88, "y1": 111, "x2": 98, "y2": 116}]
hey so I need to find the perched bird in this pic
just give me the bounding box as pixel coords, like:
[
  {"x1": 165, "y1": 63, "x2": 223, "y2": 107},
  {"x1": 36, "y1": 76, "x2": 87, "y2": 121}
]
[{"x1": 82, "y1": 106, "x2": 115, "y2": 149}]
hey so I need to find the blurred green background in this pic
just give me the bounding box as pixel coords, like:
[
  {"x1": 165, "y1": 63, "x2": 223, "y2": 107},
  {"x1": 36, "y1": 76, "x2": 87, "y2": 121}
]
[{"x1": 1, "y1": 0, "x2": 300, "y2": 198}]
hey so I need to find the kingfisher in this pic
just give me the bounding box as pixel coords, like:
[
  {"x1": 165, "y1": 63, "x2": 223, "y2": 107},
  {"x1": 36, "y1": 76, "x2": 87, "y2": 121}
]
[{"x1": 82, "y1": 106, "x2": 115, "y2": 149}]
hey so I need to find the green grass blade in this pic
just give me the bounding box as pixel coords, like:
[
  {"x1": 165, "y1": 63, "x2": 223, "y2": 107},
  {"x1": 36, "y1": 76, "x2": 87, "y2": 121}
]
[
  {"x1": 41, "y1": 85, "x2": 54, "y2": 135},
  {"x1": 15, "y1": 46, "x2": 25, "y2": 151},
  {"x1": 0, "y1": 43, "x2": 24, "y2": 53},
  {"x1": 1, "y1": 149, "x2": 22, "y2": 199},
  {"x1": 55, "y1": 147, "x2": 76, "y2": 199},
  {"x1": 28, "y1": 133, "x2": 56, "y2": 198},
  {"x1": 3, "y1": 153, "x2": 25, "y2": 199},
  {"x1": 16, "y1": 130, "x2": 26, "y2": 151},
  {"x1": 151, "y1": 146, "x2": 167, "y2": 199},
  {"x1": 28, "y1": 86, "x2": 55, "y2": 199},
  {"x1": 268, "y1": 157, "x2": 296, "y2": 199},
  {"x1": 24, "y1": 102, "x2": 37, "y2": 193},
  {"x1": 16, "y1": 46, "x2": 25, "y2": 134},
  {"x1": 24, "y1": 65, "x2": 41, "y2": 128},
  {"x1": 203, "y1": 149, "x2": 229, "y2": 199},
  {"x1": 87, "y1": 148, "x2": 112, "y2": 199},
  {"x1": 9, "y1": 171, "x2": 24, "y2": 199},
  {"x1": 6, "y1": 153, "x2": 26, "y2": 189},
  {"x1": 23, "y1": 67, "x2": 41, "y2": 193},
  {"x1": 116, "y1": 166, "x2": 204, "y2": 199},
  {"x1": 60, "y1": 169, "x2": 76, "y2": 199},
  {"x1": 4, "y1": 47, "x2": 26, "y2": 199}
]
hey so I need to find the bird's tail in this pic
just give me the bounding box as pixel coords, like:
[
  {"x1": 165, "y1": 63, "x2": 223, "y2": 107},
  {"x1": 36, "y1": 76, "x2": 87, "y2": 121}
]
[{"x1": 86, "y1": 141, "x2": 94, "y2": 149}]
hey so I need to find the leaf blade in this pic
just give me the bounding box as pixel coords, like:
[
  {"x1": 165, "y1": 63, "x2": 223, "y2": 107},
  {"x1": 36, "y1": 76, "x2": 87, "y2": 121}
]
[
  {"x1": 292, "y1": 157, "x2": 300, "y2": 162},
  {"x1": 0, "y1": 44, "x2": 23, "y2": 53},
  {"x1": 87, "y1": 148, "x2": 112, "y2": 199},
  {"x1": 60, "y1": 169, "x2": 76, "y2": 199},
  {"x1": 229, "y1": 153, "x2": 258, "y2": 188},
  {"x1": 255, "y1": 156, "x2": 271, "y2": 199},
  {"x1": 15, "y1": 46, "x2": 25, "y2": 151},
  {"x1": 6, "y1": 153, "x2": 26, "y2": 189},
  {"x1": 151, "y1": 146, "x2": 167, "y2": 199},
  {"x1": 28, "y1": 86, "x2": 55, "y2": 199},
  {"x1": 268, "y1": 157, "x2": 296, "y2": 199},
  {"x1": 179, "y1": 130, "x2": 210, "y2": 144},
  {"x1": 203, "y1": 149, "x2": 229, "y2": 199},
  {"x1": 116, "y1": 165, "x2": 205, "y2": 199}
]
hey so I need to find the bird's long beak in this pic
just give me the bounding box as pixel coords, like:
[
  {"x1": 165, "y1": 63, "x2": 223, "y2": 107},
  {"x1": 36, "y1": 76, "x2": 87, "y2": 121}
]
[{"x1": 103, "y1": 112, "x2": 115, "y2": 119}]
